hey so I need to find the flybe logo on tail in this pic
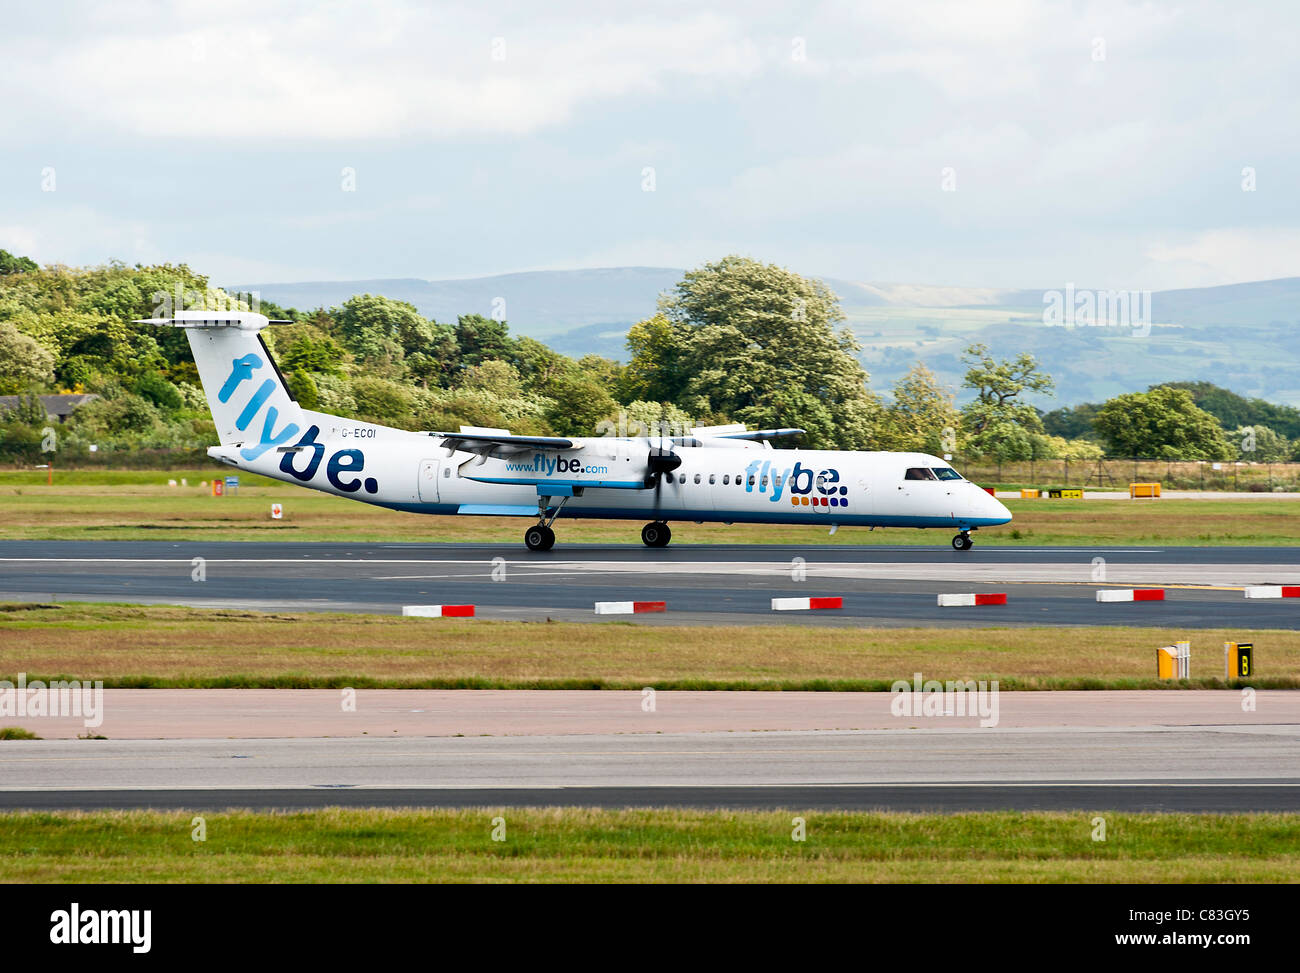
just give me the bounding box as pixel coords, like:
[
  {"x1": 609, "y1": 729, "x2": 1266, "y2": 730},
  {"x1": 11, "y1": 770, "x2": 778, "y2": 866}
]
[
  {"x1": 220, "y1": 353, "x2": 300, "y2": 462},
  {"x1": 220, "y1": 353, "x2": 380, "y2": 495},
  {"x1": 745, "y1": 460, "x2": 851, "y2": 508}
]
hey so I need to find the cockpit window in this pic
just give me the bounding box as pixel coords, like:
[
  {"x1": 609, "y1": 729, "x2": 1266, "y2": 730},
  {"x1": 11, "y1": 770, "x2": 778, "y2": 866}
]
[
  {"x1": 904, "y1": 467, "x2": 937, "y2": 480},
  {"x1": 931, "y1": 467, "x2": 962, "y2": 481}
]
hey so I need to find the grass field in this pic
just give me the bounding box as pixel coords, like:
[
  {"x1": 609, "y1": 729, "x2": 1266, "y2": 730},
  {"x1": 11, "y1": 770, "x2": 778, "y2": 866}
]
[
  {"x1": 1, "y1": 808, "x2": 1295, "y2": 882},
  {"x1": 2, "y1": 602, "x2": 1294, "y2": 689},
  {"x1": 3, "y1": 472, "x2": 1300, "y2": 544}
]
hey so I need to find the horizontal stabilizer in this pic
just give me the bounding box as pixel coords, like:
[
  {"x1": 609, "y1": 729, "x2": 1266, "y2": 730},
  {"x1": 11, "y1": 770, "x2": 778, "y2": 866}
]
[{"x1": 133, "y1": 311, "x2": 293, "y2": 332}]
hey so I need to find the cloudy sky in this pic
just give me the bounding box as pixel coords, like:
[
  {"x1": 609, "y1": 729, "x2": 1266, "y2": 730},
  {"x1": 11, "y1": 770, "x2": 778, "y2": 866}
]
[{"x1": 2, "y1": 0, "x2": 1297, "y2": 290}]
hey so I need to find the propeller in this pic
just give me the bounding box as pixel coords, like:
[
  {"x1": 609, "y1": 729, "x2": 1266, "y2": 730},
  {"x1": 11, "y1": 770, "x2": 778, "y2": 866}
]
[{"x1": 643, "y1": 417, "x2": 682, "y2": 521}]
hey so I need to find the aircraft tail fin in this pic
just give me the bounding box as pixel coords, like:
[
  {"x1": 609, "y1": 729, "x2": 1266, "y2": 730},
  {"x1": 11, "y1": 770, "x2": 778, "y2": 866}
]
[{"x1": 138, "y1": 312, "x2": 306, "y2": 461}]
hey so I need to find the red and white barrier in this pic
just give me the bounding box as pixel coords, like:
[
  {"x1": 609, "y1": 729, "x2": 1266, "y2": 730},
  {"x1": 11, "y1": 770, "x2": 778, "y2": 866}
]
[
  {"x1": 1096, "y1": 588, "x2": 1165, "y2": 602},
  {"x1": 771, "y1": 596, "x2": 843, "y2": 611},
  {"x1": 937, "y1": 593, "x2": 1007, "y2": 607},
  {"x1": 1244, "y1": 586, "x2": 1300, "y2": 599},
  {"x1": 402, "y1": 604, "x2": 475, "y2": 617},
  {"x1": 594, "y1": 601, "x2": 666, "y2": 615}
]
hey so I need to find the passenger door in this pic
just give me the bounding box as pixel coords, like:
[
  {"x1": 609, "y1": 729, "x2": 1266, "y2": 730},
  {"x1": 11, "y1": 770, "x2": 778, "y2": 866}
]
[{"x1": 418, "y1": 458, "x2": 441, "y2": 503}]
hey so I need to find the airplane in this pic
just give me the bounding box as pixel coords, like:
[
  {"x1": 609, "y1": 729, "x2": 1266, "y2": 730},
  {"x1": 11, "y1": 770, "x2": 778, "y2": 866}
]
[{"x1": 144, "y1": 310, "x2": 1012, "y2": 551}]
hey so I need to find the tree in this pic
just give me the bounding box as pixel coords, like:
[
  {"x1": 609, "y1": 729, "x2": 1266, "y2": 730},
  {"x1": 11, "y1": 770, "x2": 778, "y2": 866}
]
[
  {"x1": 286, "y1": 369, "x2": 320, "y2": 410},
  {"x1": 454, "y1": 314, "x2": 515, "y2": 372},
  {"x1": 651, "y1": 256, "x2": 881, "y2": 448},
  {"x1": 1157, "y1": 381, "x2": 1300, "y2": 439},
  {"x1": 333, "y1": 294, "x2": 420, "y2": 366},
  {"x1": 1041, "y1": 402, "x2": 1101, "y2": 440},
  {"x1": 879, "y1": 363, "x2": 959, "y2": 454},
  {"x1": 278, "y1": 330, "x2": 347, "y2": 376},
  {"x1": 0, "y1": 320, "x2": 56, "y2": 393},
  {"x1": 0, "y1": 250, "x2": 38, "y2": 275},
  {"x1": 1232, "y1": 424, "x2": 1291, "y2": 463},
  {"x1": 1092, "y1": 387, "x2": 1233, "y2": 459},
  {"x1": 619, "y1": 313, "x2": 688, "y2": 404},
  {"x1": 544, "y1": 373, "x2": 619, "y2": 436},
  {"x1": 959, "y1": 343, "x2": 1055, "y2": 459}
]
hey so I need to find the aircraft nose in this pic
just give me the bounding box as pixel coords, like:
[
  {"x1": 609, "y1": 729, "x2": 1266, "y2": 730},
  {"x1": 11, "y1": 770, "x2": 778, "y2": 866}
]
[{"x1": 983, "y1": 490, "x2": 1012, "y2": 524}]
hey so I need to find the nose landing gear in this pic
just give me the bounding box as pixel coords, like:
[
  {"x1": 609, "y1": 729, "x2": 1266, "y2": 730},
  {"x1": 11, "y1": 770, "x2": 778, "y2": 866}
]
[{"x1": 952, "y1": 531, "x2": 973, "y2": 551}]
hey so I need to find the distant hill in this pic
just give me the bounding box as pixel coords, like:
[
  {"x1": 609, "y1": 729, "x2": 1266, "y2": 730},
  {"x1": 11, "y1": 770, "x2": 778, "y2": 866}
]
[{"x1": 229, "y1": 270, "x2": 1300, "y2": 407}]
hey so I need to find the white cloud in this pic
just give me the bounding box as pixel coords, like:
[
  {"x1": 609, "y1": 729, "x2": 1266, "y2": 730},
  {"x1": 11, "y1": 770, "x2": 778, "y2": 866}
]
[
  {"x1": 1142, "y1": 228, "x2": 1300, "y2": 289},
  {"x1": 5, "y1": 6, "x2": 761, "y2": 140}
]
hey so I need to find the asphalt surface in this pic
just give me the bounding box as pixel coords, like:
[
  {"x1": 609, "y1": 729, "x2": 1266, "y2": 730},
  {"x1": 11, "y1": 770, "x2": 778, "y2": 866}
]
[
  {"x1": 3, "y1": 540, "x2": 1300, "y2": 627},
  {"x1": 3, "y1": 727, "x2": 1297, "y2": 811},
  {"x1": 4, "y1": 784, "x2": 1295, "y2": 813}
]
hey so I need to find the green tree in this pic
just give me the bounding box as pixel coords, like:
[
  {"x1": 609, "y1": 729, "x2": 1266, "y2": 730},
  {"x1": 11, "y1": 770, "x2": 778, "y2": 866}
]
[
  {"x1": 619, "y1": 313, "x2": 688, "y2": 404},
  {"x1": 1092, "y1": 387, "x2": 1233, "y2": 459},
  {"x1": 544, "y1": 373, "x2": 619, "y2": 436},
  {"x1": 278, "y1": 331, "x2": 347, "y2": 376},
  {"x1": 959, "y1": 343, "x2": 1055, "y2": 459},
  {"x1": 454, "y1": 314, "x2": 516, "y2": 372},
  {"x1": 879, "y1": 363, "x2": 959, "y2": 453},
  {"x1": 0, "y1": 319, "x2": 56, "y2": 393},
  {"x1": 286, "y1": 369, "x2": 320, "y2": 410},
  {"x1": 333, "y1": 295, "x2": 421, "y2": 366},
  {"x1": 0, "y1": 250, "x2": 39, "y2": 275},
  {"x1": 1232, "y1": 424, "x2": 1290, "y2": 462},
  {"x1": 652, "y1": 256, "x2": 881, "y2": 448}
]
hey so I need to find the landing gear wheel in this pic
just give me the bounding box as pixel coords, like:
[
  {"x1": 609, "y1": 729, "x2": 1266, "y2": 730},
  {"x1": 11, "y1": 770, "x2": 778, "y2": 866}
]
[
  {"x1": 641, "y1": 521, "x2": 671, "y2": 548},
  {"x1": 525, "y1": 524, "x2": 555, "y2": 551},
  {"x1": 952, "y1": 532, "x2": 973, "y2": 551}
]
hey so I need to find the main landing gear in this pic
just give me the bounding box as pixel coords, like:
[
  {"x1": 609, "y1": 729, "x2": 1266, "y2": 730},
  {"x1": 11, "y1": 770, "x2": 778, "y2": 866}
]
[
  {"x1": 952, "y1": 531, "x2": 974, "y2": 551},
  {"x1": 525, "y1": 494, "x2": 570, "y2": 551},
  {"x1": 524, "y1": 524, "x2": 555, "y2": 552},
  {"x1": 641, "y1": 521, "x2": 671, "y2": 548}
]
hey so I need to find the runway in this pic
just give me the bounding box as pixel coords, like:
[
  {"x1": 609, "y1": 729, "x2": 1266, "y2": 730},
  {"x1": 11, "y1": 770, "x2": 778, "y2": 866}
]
[
  {"x1": 3, "y1": 727, "x2": 1297, "y2": 811},
  {"x1": 4, "y1": 540, "x2": 1300, "y2": 627},
  {"x1": 3, "y1": 692, "x2": 1297, "y2": 812}
]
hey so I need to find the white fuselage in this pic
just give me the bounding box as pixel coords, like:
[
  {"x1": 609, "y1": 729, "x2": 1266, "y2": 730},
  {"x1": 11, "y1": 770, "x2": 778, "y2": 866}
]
[{"x1": 211, "y1": 409, "x2": 1012, "y2": 532}]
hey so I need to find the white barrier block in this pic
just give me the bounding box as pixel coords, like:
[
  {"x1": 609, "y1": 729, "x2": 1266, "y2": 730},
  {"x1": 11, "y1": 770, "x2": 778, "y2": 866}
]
[
  {"x1": 1096, "y1": 589, "x2": 1134, "y2": 602},
  {"x1": 594, "y1": 601, "x2": 635, "y2": 615},
  {"x1": 772, "y1": 597, "x2": 811, "y2": 611},
  {"x1": 1245, "y1": 586, "x2": 1282, "y2": 599},
  {"x1": 937, "y1": 593, "x2": 976, "y2": 607},
  {"x1": 403, "y1": 605, "x2": 445, "y2": 617}
]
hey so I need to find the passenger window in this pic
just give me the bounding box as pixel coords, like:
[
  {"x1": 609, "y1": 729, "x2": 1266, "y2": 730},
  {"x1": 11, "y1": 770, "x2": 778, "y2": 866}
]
[
  {"x1": 747, "y1": 475, "x2": 756, "y2": 486},
  {"x1": 905, "y1": 467, "x2": 937, "y2": 480},
  {"x1": 666, "y1": 472, "x2": 674, "y2": 484},
  {"x1": 709, "y1": 474, "x2": 716, "y2": 485},
  {"x1": 694, "y1": 473, "x2": 701, "y2": 484},
  {"x1": 760, "y1": 476, "x2": 768, "y2": 488},
  {"x1": 443, "y1": 467, "x2": 449, "y2": 478}
]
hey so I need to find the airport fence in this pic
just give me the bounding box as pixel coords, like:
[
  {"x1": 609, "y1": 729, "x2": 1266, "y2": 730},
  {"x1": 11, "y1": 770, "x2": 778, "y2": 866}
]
[{"x1": 960, "y1": 456, "x2": 1300, "y2": 493}]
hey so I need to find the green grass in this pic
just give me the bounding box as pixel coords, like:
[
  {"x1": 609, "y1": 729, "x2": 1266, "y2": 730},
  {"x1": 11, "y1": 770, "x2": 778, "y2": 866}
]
[
  {"x1": 3, "y1": 475, "x2": 1300, "y2": 544},
  {"x1": 3, "y1": 602, "x2": 1296, "y2": 690},
  {"x1": 1, "y1": 808, "x2": 1295, "y2": 882},
  {"x1": 0, "y1": 727, "x2": 40, "y2": 740}
]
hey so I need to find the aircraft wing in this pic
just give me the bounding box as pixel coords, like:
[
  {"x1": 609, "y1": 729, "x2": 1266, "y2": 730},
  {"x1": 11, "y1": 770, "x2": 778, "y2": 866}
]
[
  {"x1": 714, "y1": 428, "x2": 805, "y2": 441},
  {"x1": 435, "y1": 431, "x2": 580, "y2": 455}
]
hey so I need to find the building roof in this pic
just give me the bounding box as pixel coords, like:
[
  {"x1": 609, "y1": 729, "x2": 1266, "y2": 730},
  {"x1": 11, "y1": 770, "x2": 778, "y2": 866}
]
[{"x1": 0, "y1": 393, "x2": 100, "y2": 420}]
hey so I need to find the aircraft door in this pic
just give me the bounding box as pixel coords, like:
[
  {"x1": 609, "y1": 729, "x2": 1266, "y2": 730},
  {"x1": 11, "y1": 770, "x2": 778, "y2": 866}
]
[{"x1": 418, "y1": 458, "x2": 441, "y2": 503}]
